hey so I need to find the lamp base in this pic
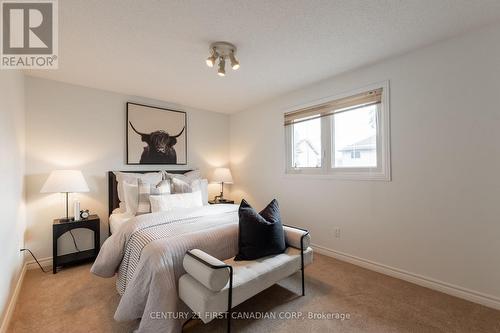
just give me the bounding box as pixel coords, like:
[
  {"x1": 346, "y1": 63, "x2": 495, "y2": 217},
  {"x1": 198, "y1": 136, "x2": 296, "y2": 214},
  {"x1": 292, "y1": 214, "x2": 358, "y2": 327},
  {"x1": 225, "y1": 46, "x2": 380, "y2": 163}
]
[
  {"x1": 59, "y1": 217, "x2": 75, "y2": 223},
  {"x1": 215, "y1": 198, "x2": 231, "y2": 203}
]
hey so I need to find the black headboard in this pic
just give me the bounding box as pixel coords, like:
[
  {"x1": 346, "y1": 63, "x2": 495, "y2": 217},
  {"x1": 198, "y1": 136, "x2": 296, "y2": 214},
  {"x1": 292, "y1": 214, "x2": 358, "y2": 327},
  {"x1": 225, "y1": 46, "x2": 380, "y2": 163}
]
[{"x1": 108, "y1": 170, "x2": 192, "y2": 216}]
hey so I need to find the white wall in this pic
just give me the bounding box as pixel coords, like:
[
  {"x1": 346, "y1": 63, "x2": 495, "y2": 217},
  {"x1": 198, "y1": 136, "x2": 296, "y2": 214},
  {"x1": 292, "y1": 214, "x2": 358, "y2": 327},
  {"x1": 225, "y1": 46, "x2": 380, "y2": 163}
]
[
  {"x1": 25, "y1": 77, "x2": 230, "y2": 258},
  {"x1": 230, "y1": 23, "x2": 500, "y2": 303},
  {"x1": 0, "y1": 71, "x2": 26, "y2": 324}
]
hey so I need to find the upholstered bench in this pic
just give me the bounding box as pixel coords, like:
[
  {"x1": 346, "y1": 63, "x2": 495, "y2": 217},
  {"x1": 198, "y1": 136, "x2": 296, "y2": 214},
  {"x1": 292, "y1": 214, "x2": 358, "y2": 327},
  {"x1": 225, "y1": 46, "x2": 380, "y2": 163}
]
[{"x1": 179, "y1": 225, "x2": 312, "y2": 333}]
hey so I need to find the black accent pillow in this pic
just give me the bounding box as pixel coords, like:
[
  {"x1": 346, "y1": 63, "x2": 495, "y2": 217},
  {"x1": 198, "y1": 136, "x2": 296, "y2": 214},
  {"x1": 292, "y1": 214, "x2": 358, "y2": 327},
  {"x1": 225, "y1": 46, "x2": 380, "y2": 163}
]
[{"x1": 234, "y1": 199, "x2": 286, "y2": 261}]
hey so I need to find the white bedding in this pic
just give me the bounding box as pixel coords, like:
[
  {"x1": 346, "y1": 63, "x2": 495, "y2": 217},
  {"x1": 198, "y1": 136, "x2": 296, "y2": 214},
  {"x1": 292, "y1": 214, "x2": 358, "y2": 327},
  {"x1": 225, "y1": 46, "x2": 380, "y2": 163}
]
[{"x1": 109, "y1": 212, "x2": 134, "y2": 234}]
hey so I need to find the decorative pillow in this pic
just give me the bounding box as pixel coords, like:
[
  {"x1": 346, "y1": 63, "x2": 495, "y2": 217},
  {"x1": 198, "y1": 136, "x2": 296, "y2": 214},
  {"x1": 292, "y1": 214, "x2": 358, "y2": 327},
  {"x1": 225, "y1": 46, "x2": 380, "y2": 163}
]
[
  {"x1": 193, "y1": 179, "x2": 209, "y2": 205},
  {"x1": 170, "y1": 177, "x2": 193, "y2": 193},
  {"x1": 234, "y1": 199, "x2": 286, "y2": 261},
  {"x1": 164, "y1": 170, "x2": 201, "y2": 189},
  {"x1": 136, "y1": 179, "x2": 171, "y2": 215},
  {"x1": 123, "y1": 181, "x2": 139, "y2": 215},
  {"x1": 168, "y1": 176, "x2": 208, "y2": 205},
  {"x1": 113, "y1": 171, "x2": 163, "y2": 210},
  {"x1": 149, "y1": 191, "x2": 203, "y2": 213}
]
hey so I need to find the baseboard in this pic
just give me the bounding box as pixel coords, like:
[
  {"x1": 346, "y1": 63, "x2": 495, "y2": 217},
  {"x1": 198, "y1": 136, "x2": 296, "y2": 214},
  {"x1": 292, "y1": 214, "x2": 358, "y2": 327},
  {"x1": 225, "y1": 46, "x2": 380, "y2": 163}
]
[
  {"x1": 25, "y1": 256, "x2": 52, "y2": 270},
  {"x1": 312, "y1": 244, "x2": 500, "y2": 311},
  {"x1": 0, "y1": 263, "x2": 27, "y2": 333}
]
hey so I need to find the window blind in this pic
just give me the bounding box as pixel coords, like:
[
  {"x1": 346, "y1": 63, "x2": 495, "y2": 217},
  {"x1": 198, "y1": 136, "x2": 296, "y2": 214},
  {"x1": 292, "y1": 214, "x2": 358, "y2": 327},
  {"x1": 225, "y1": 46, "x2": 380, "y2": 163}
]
[{"x1": 284, "y1": 88, "x2": 382, "y2": 126}]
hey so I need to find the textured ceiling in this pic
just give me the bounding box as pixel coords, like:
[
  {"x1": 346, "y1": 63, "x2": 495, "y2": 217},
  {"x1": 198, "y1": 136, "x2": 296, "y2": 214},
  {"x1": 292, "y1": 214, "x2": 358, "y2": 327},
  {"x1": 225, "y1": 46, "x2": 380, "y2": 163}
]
[{"x1": 26, "y1": 0, "x2": 500, "y2": 113}]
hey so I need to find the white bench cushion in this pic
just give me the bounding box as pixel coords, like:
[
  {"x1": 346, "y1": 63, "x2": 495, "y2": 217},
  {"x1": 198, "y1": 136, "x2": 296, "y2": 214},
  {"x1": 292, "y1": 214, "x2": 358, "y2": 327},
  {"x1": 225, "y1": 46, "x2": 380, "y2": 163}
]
[
  {"x1": 183, "y1": 249, "x2": 230, "y2": 292},
  {"x1": 179, "y1": 246, "x2": 313, "y2": 323},
  {"x1": 284, "y1": 226, "x2": 311, "y2": 249}
]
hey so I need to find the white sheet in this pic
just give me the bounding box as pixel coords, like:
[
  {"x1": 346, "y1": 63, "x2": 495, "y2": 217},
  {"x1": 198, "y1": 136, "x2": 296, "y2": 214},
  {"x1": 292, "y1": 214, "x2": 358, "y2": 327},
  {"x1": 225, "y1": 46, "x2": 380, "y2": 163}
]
[{"x1": 109, "y1": 212, "x2": 134, "y2": 234}]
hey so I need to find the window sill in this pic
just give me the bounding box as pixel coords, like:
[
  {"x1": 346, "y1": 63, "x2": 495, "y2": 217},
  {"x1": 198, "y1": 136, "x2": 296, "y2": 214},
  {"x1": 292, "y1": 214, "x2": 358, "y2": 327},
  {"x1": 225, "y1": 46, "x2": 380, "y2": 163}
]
[{"x1": 284, "y1": 170, "x2": 391, "y2": 181}]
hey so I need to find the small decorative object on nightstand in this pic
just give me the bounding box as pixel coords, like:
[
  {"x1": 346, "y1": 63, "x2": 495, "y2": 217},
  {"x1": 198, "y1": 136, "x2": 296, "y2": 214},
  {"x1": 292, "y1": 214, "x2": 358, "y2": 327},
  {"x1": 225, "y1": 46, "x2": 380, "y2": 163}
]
[
  {"x1": 212, "y1": 167, "x2": 233, "y2": 203},
  {"x1": 80, "y1": 209, "x2": 90, "y2": 219},
  {"x1": 52, "y1": 215, "x2": 100, "y2": 274}
]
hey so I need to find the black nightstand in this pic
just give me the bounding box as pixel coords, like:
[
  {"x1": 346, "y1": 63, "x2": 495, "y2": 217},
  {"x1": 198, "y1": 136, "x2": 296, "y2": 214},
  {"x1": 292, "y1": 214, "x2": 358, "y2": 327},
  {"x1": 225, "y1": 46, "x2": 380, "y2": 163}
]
[
  {"x1": 208, "y1": 199, "x2": 235, "y2": 204},
  {"x1": 52, "y1": 215, "x2": 100, "y2": 274}
]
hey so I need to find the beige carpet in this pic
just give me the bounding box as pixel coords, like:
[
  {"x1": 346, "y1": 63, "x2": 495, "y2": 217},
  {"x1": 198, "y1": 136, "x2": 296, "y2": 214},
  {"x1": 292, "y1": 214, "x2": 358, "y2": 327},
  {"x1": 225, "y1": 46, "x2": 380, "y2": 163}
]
[{"x1": 9, "y1": 254, "x2": 500, "y2": 333}]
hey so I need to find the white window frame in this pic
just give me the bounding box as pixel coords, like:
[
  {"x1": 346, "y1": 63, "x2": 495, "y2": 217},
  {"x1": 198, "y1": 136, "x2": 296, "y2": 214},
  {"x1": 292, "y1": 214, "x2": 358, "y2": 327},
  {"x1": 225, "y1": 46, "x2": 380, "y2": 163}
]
[{"x1": 285, "y1": 81, "x2": 391, "y2": 181}]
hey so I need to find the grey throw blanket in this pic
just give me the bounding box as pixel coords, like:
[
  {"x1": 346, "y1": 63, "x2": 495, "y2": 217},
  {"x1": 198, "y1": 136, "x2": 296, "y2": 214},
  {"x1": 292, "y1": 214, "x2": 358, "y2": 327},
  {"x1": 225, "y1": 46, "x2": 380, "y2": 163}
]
[{"x1": 91, "y1": 204, "x2": 240, "y2": 333}]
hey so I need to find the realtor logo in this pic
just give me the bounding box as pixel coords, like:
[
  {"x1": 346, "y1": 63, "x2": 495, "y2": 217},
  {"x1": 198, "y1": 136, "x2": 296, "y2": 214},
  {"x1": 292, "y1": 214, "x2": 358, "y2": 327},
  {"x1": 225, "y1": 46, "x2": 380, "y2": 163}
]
[{"x1": 1, "y1": 0, "x2": 58, "y2": 69}]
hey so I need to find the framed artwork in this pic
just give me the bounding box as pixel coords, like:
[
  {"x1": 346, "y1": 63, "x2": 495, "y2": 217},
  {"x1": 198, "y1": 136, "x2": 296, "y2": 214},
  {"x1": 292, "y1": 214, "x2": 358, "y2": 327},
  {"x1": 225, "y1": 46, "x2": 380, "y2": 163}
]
[{"x1": 127, "y1": 102, "x2": 187, "y2": 165}]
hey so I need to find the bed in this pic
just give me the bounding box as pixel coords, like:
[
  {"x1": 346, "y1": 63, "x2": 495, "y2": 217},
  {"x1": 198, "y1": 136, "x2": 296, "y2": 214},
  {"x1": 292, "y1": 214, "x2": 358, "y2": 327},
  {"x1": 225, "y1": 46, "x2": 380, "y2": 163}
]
[{"x1": 92, "y1": 170, "x2": 240, "y2": 333}]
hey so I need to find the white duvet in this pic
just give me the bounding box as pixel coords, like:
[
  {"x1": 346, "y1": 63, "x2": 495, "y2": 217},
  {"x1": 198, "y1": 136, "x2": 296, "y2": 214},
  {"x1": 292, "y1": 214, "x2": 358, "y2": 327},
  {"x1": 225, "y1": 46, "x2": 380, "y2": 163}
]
[{"x1": 91, "y1": 204, "x2": 240, "y2": 333}]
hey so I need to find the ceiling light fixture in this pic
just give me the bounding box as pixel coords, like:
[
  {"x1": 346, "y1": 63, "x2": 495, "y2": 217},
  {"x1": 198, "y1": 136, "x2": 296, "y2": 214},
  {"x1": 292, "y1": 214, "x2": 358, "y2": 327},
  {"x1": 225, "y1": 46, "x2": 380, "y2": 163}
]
[{"x1": 206, "y1": 41, "x2": 240, "y2": 76}]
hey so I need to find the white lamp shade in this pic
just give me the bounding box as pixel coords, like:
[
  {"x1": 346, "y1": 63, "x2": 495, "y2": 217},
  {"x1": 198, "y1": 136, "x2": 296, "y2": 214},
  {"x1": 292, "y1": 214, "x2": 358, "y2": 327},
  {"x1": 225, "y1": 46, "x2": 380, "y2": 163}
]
[
  {"x1": 40, "y1": 170, "x2": 90, "y2": 193},
  {"x1": 212, "y1": 168, "x2": 233, "y2": 184}
]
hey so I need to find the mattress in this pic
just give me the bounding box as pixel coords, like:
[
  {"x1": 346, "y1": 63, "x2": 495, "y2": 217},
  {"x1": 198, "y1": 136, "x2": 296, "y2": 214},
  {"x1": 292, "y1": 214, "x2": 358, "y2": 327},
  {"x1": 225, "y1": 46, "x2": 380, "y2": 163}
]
[{"x1": 109, "y1": 212, "x2": 134, "y2": 234}]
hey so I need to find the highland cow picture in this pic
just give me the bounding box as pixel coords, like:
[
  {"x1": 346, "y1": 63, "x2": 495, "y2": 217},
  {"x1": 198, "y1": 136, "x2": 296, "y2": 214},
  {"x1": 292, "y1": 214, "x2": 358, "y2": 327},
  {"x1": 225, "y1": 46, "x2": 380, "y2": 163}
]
[{"x1": 127, "y1": 102, "x2": 187, "y2": 165}]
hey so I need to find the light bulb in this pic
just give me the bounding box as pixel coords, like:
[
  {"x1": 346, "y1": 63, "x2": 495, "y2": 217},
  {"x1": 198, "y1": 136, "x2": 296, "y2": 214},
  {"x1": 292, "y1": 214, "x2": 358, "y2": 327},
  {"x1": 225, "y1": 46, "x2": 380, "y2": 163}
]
[
  {"x1": 229, "y1": 51, "x2": 240, "y2": 70},
  {"x1": 206, "y1": 48, "x2": 217, "y2": 67},
  {"x1": 217, "y1": 57, "x2": 226, "y2": 76},
  {"x1": 206, "y1": 56, "x2": 216, "y2": 67}
]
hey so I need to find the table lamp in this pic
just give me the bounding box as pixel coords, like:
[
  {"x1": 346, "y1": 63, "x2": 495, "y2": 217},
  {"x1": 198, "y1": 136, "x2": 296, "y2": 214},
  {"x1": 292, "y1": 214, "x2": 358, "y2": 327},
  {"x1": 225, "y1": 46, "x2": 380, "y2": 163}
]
[
  {"x1": 40, "y1": 170, "x2": 89, "y2": 222},
  {"x1": 212, "y1": 167, "x2": 233, "y2": 203}
]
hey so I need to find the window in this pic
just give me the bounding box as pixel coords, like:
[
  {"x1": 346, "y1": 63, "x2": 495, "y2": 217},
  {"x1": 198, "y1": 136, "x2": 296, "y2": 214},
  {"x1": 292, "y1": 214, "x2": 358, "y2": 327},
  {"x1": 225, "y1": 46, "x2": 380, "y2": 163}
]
[
  {"x1": 292, "y1": 116, "x2": 321, "y2": 168},
  {"x1": 285, "y1": 83, "x2": 390, "y2": 180},
  {"x1": 333, "y1": 104, "x2": 377, "y2": 168}
]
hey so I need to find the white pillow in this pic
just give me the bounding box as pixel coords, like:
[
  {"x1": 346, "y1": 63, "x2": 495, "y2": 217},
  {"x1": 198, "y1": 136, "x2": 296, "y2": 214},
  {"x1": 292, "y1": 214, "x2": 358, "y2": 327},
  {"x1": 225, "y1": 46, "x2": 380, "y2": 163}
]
[
  {"x1": 163, "y1": 170, "x2": 201, "y2": 188},
  {"x1": 169, "y1": 178, "x2": 208, "y2": 205},
  {"x1": 192, "y1": 179, "x2": 208, "y2": 205},
  {"x1": 170, "y1": 177, "x2": 192, "y2": 193},
  {"x1": 123, "y1": 182, "x2": 139, "y2": 215},
  {"x1": 149, "y1": 191, "x2": 203, "y2": 213},
  {"x1": 137, "y1": 179, "x2": 171, "y2": 215},
  {"x1": 114, "y1": 171, "x2": 163, "y2": 209},
  {"x1": 177, "y1": 169, "x2": 201, "y2": 180}
]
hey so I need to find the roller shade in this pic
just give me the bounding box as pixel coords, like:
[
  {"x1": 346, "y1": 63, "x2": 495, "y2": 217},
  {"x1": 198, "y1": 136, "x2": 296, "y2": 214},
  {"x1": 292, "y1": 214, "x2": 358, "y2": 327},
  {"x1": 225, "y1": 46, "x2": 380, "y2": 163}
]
[{"x1": 284, "y1": 88, "x2": 382, "y2": 126}]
